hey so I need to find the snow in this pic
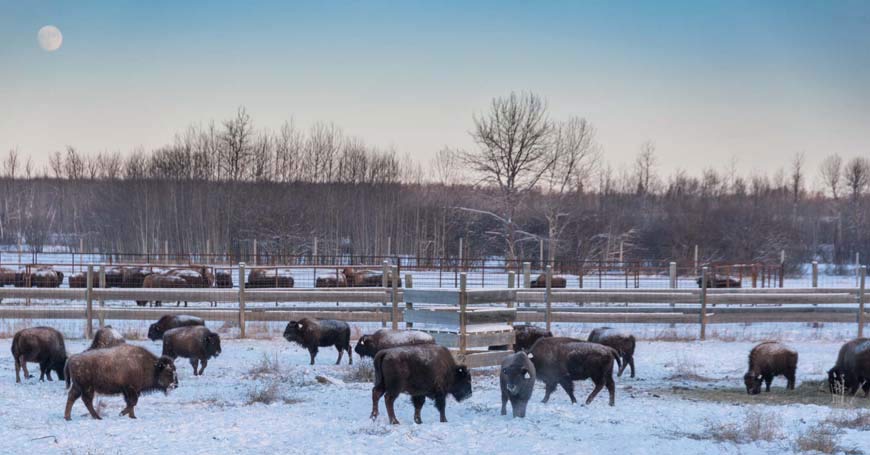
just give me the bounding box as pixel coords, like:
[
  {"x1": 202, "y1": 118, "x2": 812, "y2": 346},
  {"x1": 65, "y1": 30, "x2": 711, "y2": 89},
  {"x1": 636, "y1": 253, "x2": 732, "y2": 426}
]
[{"x1": 2, "y1": 336, "x2": 870, "y2": 454}]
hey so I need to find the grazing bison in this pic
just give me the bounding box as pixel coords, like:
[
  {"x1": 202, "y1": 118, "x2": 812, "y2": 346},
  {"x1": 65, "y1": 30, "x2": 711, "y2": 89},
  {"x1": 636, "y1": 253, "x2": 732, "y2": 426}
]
[
  {"x1": 162, "y1": 326, "x2": 221, "y2": 376},
  {"x1": 147, "y1": 315, "x2": 205, "y2": 341},
  {"x1": 530, "y1": 274, "x2": 567, "y2": 288},
  {"x1": 87, "y1": 326, "x2": 126, "y2": 350},
  {"x1": 11, "y1": 327, "x2": 67, "y2": 383},
  {"x1": 529, "y1": 337, "x2": 620, "y2": 406},
  {"x1": 371, "y1": 344, "x2": 472, "y2": 424},
  {"x1": 828, "y1": 338, "x2": 870, "y2": 397},
  {"x1": 64, "y1": 344, "x2": 178, "y2": 420},
  {"x1": 215, "y1": 270, "x2": 233, "y2": 288},
  {"x1": 283, "y1": 318, "x2": 352, "y2": 365},
  {"x1": 743, "y1": 341, "x2": 797, "y2": 395},
  {"x1": 343, "y1": 268, "x2": 400, "y2": 287},
  {"x1": 696, "y1": 274, "x2": 741, "y2": 288},
  {"x1": 246, "y1": 268, "x2": 295, "y2": 288},
  {"x1": 500, "y1": 352, "x2": 536, "y2": 418},
  {"x1": 489, "y1": 324, "x2": 553, "y2": 352},
  {"x1": 315, "y1": 273, "x2": 347, "y2": 288},
  {"x1": 587, "y1": 327, "x2": 637, "y2": 378},
  {"x1": 138, "y1": 273, "x2": 187, "y2": 307},
  {"x1": 354, "y1": 329, "x2": 435, "y2": 358}
]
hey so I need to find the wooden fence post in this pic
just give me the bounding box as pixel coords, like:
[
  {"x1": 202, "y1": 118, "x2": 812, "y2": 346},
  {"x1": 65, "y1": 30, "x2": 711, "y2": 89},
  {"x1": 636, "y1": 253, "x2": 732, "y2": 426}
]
[
  {"x1": 859, "y1": 266, "x2": 866, "y2": 338},
  {"x1": 381, "y1": 260, "x2": 390, "y2": 328},
  {"x1": 812, "y1": 261, "x2": 819, "y2": 288},
  {"x1": 238, "y1": 262, "x2": 246, "y2": 338},
  {"x1": 405, "y1": 274, "x2": 414, "y2": 329},
  {"x1": 98, "y1": 264, "x2": 106, "y2": 328},
  {"x1": 507, "y1": 271, "x2": 516, "y2": 350},
  {"x1": 700, "y1": 266, "x2": 708, "y2": 340},
  {"x1": 459, "y1": 273, "x2": 467, "y2": 360},
  {"x1": 669, "y1": 262, "x2": 677, "y2": 289},
  {"x1": 391, "y1": 265, "x2": 399, "y2": 330},
  {"x1": 693, "y1": 245, "x2": 699, "y2": 276},
  {"x1": 85, "y1": 265, "x2": 94, "y2": 339},
  {"x1": 545, "y1": 265, "x2": 553, "y2": 332},
  {"x1": 523, "y1": 261, "x2": 531, "y2": 308}
]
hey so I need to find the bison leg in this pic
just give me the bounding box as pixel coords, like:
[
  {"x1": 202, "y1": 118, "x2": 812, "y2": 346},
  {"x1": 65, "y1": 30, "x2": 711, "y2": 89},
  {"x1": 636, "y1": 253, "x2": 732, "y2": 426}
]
[
  {"x1": 82, "y1": 390, "x2": 101, "y2": 420},
  {"x1": 560, "y1": 378, "x2": 578, "y2": 404},
  {"x1": 585, "y1": 380, "x2": 605, "y2": 405},
  {"x1": 628, "y1": 355, "x2": 636, "y2": 378},
  {"x1": 120, "y1": 390, "x2": 139, "y2": 419},
  {"x1": 606, "y1": 375, "x2": 616, "y2": 406},
  {"x1": 764, "y1": 375, "x2": 773, "y2": 392},
  {"x1": 617, "y1": 356, "x2": 627, "y2": 377},
  {"x1": 541, "y1": 382, "x2": 557, "y2": 403},
  {"x1": 190, "y1": 358, "x2": 200, "y2": 376},
  {"x1": 308, "y1": 347, "x2": 318, "y2": 365},
  {"x1": 370, "y1": 386, "x2": 385, "y2": 420},
  {"x1": 385, "y1": 393, "x2": 400, "y2": 425},
  {"x1": 501, "y1": 389, "x2": 508, "y2": 416},
  {"x1": 38, "y1": 363, "x2": 46, "y2": 381},
  {"x1": 347, "y1": 345, "x2": 353, "y2": 365},
  {"x1": 199, "y1": 358, "x2": 208, "y2": 375},
  {"x1": 412, "y1": 395, "x2": 426, "y2": 424},
  {"x1": 14, "y1": 356, "x2": 21, "y2": 383},
  {"x1": 335, "y1": 346, "x2": 344, "y2": 365},
  {"x1": 64, "y1": 387, "x2": 82, "y2": 421},
  {"x1": 434, "y1": 394, "x2": 448, "y2": 423},
  {"x1": 20, "y1": 357, "x2": 31, "y2": 380},
  {"x1": 786, "y1": 371, "x2": 796, "y2": 390}
]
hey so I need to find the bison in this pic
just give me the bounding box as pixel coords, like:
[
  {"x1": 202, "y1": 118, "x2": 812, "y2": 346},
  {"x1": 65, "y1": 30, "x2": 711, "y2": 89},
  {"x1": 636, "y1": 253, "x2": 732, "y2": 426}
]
[
  {"x1": 246, "y1": 268, "x2": 294, "y2": 288},
  {"x1": 343, "y1": 268, "x2": 400, "y2": 287},
  {"x1": 63, "y1": 344, "x2": 178, "y2": 420},
  {"x1": 828, "y1": 338, "x2": 870, "y2": 397},
  {"x1": 147, "y1": 314, "x2": 205, "y2": 341},
  {"x1": 354, "y1": 329, "x2": 435, "y2": 358},
  {"x1": 121, "y1": 266, "x2": 154, "y2": 288},
  {"x1": 283, "y1": 318, "x2": 352, "y2": 365},
  {"x1": 11, "y1": 327, "x2": 67, "y2": 383},
  {"x1": 488, "y1": 324, "x2": 553, "y2": 352},
  {"x1": 500, "y1": 351, "x2": 536, "y2": 418},
  {"x1": 371, "y1": 344, "x2": 472, "y2": 424},
  {"x1": 529, "y1": 337, "x2": 620, "y2": 406},
  {"x1": 87, "y1": 326, "x2": 126, "y2": 350},
  {"x1": 138, "y1": 273, "x2": 187, "y2": 307},
  {"x1": 315, "y1": 273, "x2": 347, "y2": 288},
  {"x1": 215, "y1": 270, "x2": 233, "y2": 288},
  {"x1": 0, "y1": 267, "x2": 23, "y2": 287},
  {"x1": 19, "y1": 267, "x2": 64, "y2": 288},
  {"x1": 587, "y1": 327, "x2": 637, "y2": 378},
  {"x1": 69, "y1": 267, "x2": 125, "y2": 288},
  {"x1": 530, "y1": 274, "x2": 567, "y2": 288},
  {"x1": 696, "y1": 274, "x2": 741, "y2": 288},
  {"x1": 743, "y1": 341, "x2": 797, "y2": 394},
  {"x1": 162, "y1": 326, "x2": 221, "y2": 376}
]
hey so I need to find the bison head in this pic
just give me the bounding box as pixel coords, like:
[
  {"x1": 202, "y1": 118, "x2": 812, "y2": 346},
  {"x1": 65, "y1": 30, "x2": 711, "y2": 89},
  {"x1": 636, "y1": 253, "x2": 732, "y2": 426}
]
[
  {"x1": 154, "y1": 356, "x2": 178, "y2": 393},
  {"x1": 354, "y1": 335, "x2": 377, "y2": 358},
  {"x1": 502, "y1": 363, "x2": 534, "y2": 397},
  {"x1": 52, "y1": 355, "x2": 68, "y2": 381},
  {"x1": 743, "y1": 372, "x2": 763, "y2": 395},
  {"x1": 283, "y1": 320, "x2": 307, "y2": 344},
  {"x1": 147, "y1": 323, "x2": 163, "y2": 341},
  {"x1": 450, "y1": 365, "x2": 472, "y2": 402},
  {"x1": 204, "y1": 332, "x2": 222, "y2": 358}
]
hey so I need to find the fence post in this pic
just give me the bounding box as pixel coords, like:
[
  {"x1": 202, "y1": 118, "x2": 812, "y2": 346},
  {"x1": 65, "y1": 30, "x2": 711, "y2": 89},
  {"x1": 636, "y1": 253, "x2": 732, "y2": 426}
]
[
  {"x1": 85, "y1": 265, "x2": 94, "y2": 339},
  {"x1": 459, "y1": 273, "x2": 467, "y2": 361},
  {"x1": 857, "y1": 252, "x2": 862, "y2": 287},
  {"x1": 779, "y1": 249, "x2": 785, "y2": 288},
  {"x1": 391, "y1": 265, "x2": 399, "y2": 330},
  {"x1": 700, "y1": 266, "x2": 708, "y2": 341},
  {"x1": 539, "y1": 239, "x2": 544, "y2": 268},
  {"x1": 545, "y1": 265, "x2": 553, "y2": 332},
  {"x1": 381, "y1": 260, "x2": 390, "y2": 328},
  {"x1": 669, "y1": 262, "x2": 677, "y2": 288},
  {"x1": 253, "y1": 240, "x2": 258, "y2": 266},
  {"x1": 812, "y1": 261, "x2": 819, "y2": 288},
  {"x1": 508, "y1": 271, "x2": 516, "y2": 350},
  {"x1": 238, "y1": 262, "x2": 246, "y2": 338},
  {"x1": 405, "y1": 274, "x2": 414, "y2": 329},
  {"x1": 98, "y1": 264, "x2": 106, "y2": 328},
  {"x1": 693, "y1": 245, "x2": 699, "y2": 276},
  {"x1": 523, "y1": 262, "x2": 531, "y2": 308},
  {"x1": 859, "y1": 266, "x2": 866, "y2": 338}
]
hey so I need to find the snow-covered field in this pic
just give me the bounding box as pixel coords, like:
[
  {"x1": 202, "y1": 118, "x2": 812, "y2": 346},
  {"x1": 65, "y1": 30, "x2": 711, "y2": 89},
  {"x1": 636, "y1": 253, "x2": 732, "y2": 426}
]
[{"x1": 3, "y1": 332, "x2": 870, "y2": 454}]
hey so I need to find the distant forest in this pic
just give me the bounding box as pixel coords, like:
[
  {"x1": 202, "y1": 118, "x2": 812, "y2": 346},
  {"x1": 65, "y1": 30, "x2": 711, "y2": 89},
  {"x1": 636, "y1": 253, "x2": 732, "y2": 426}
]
[{"x1": 1, "y1": 94, "x2": 868, "y2": 267}]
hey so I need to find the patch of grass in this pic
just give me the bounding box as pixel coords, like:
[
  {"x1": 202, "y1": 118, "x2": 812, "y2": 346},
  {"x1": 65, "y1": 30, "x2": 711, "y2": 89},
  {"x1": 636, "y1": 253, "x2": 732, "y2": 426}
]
[
  {"x1": 823, "y1": 410, "x2": 870, "y2": 431},
  {"x1": 793, "y1": 424, "x2": 842, "y2": 454},
  {"x1": 645, "y1": 328, "x2": 696, "y2": 342},
  {"x1": 121, "y1": 326, "x2": 144, "y2": 340},
  {"x1": 663, "y1": 354, "x2": 715, "y2": 382},
  {"x1": 343, "y1": 359, "x2": 375, "y2": 383},
  {"x1": 246, "y1": 353, "x2": 284, "y2": 379},
  {"x1": 663, "y1": 379, "x2": 870, "y2": 408},
  {"x1": 689, "y1": 409, "x2": 782, "y2": 444},
  {"x1": 245, "y1": 381, "x2": 303, "y2": 406}
]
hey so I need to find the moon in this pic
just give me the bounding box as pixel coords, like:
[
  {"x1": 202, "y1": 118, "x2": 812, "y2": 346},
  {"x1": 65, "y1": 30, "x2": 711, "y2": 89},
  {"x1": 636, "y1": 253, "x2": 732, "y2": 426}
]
[{"x1": 38, "y1": 25, "x2": 63, "y2": 52}]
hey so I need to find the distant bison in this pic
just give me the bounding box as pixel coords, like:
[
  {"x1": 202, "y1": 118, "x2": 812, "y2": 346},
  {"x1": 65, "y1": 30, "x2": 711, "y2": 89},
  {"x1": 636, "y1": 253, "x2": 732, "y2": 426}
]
[
  {"x1": 743, "y1": 341, "x2": 797, "y2": 395},
  {"x1": 529, "y1": 337, "x2": 620, "y2": 406},
  {"x1": 587, "y1": 327, "x2": 637, "y2": 378},
  {"x1": 87, "y1": 326, "x2": 126, "y2": 351},
  {"x1": 162, "y1": 326, "x2": 221, "y2": 376},
  {"x1": 168, "y1": 266, "x2": 214, "y2": 288},
  {"x1": 530, "y1": 274, "x2": 567, "y2": 288},
  {"x1": 18, "y1": 267, "x2": 64, "y2": 288},
  {"x1": 283, "y1": 318, "x2": 352, "y2": 365},
  {"x1": 500, "y1": 352, "x2": 536, "y2": 418},
  {"x1": 828, "y1": 338, "x2": 870, "y2": 397},
  {"x1": 138, "y1": 273, "x2": 187, "y2": 307},
  {"x1": 0, "y1": 267, "x2": 23, "y2": 287},
  {"x1": 489, "y1": 324, "x2": 553, "y2": 352},
  {"x1": 121, "y1": 266, "x2": 155, "y2": 288},
  {"x1": 371, "y1": 344, "x2": 472, "y2": 424},
  {"x1": 11, "y1": 327, "x2": 67, "y2": 383},
  {"x1": 696, "y1": 274, "x2": 741, "y2": 288},
  {"x1": 343, "y1": 268, "x2": 400, "y2": 287},
  {"x1": 69, "y1": 267, "x2": 125, "y2": 288},
  {"x1": 215, "y1": 270, "x2": 233, "y2": 288},
  {"x1": 246, "y1": 268, "x2": 294, "y2": 288},
  {"x1": 315, "y1": 273, "x2": 347, "y2": 288},
  {"x1": 354, "y1": 329, "x2": 435, "y2": 358},
  {"x1": 148, "y1": 315, "x2": 205, "y2": 341},
  {"x1": 64, "y1": 344, "x2": 178, "y2": 420}
]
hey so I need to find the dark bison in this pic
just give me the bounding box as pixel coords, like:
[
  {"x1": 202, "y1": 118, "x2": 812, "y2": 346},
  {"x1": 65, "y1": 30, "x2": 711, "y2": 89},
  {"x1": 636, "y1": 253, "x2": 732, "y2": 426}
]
[
  {"x1": 696, "y1": 274, "x2": 741, "y2": 288},
  {"x1": 489, "y1": 324, "x2": 553, "y2": 352},
  {"x1": 500, "y1": 351, "x2": 536, "y2": 418},
  {"x1": 215, "y1": 270, "x2": 233, "y2": 288},
  {"x1": 64, "y1": 344, "x2": 178, "y2": 420},
  {"x1": 138, "y1": 273, "x2": 187, "y2": 307},
  {"x1": 587, "y1": 327, "x2": 637, "y2": 378},
  {"x1": 371, "y1": 344, "x2": 472, "y2": 424},
  {"x1": 828, "y1": 338, "x2": 870, "y2": 396},
  {"x1": 69, "y1": 267, "x2": 125, "y2": 288},
  {"x1": 315, "y1": 273, "x2": 347, "y2": 288},
  {"x1": 743, "y1": 341, "x2": 797, "y2": 395},
  {"x1": 121, "y1": 266, "x2": 155, "y2": 288},
  {"x1": 283, "y1": 318, "x2": 352, "y2": 365},
  {"x1": 148, "y1": 315, "x2": 205, "y2": 341},
  {"x1": 162, "y1": 326, "x2": 221, "y2": 376},
  {"x1": 11, "y1": 327, "x2": 67, "y2": 383},
  {"x1": 168, "y1": 266, "x2": 214, "y2": 288},
  {"x1": 246, "y1": 268, "x2": 294, "y2": 288},
  {"x1": 19, "y1": 267, "x2": 64, "y2": 288},
  {"x1": 87, "y1": 326, "x2": 126, "y2": 350},
  {"x1": 354, "y1": 329, "x2": 435, "y2": 358},
  {"x1": 529, "y1": 337, "x2": 620, "y2": 406},
  {"x1": 530, "y1": 274, "x2": 567, "y2": 288},
  {"x1": 0, "y1": 267, "x2": 23, "y2": 287},
  {"x1": 343, "y1": 268, "x2": 401, "y2": 287}
]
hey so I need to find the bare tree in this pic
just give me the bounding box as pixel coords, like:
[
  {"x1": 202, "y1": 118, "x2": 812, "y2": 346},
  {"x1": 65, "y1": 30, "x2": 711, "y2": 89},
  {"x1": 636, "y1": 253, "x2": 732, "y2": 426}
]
[
  {"x1": 220, "y1": 107, "x2": 254, "y2": 181},
  {"x1": 819, "y1": 154, "x2": 842, "y2": 199},
  {"x1": 3, "y1": 148, "x2": 19, "y2": 178},
  {"x1": 790, "y1": 152, "x2": 805, "y2": 203},
  {"x1": 844, "y1": 157, "x2": 870, "y2": 200},
  {"x1": 634, "y1": 141, "x2": 657, "y2": 195}
]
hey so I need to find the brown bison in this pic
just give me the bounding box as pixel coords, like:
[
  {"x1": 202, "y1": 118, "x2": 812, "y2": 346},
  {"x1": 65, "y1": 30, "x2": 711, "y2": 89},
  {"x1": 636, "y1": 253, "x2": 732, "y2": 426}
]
[
  {"x1": 168, "y1": 266, "x2": 214, "y2": 288},
  {"x1": 11, "y1": 327, "x2": 67, "y2": 383},
  {"x1": 0, "y1": 267, "x2": 23, "y2": 287},
  {"x1": 696, "y1": 274, "x2": 741, "y2": 288},
  {"x1": 70, "y1": 267, "x2": 126, "y2": 288},
  {"x1": 354, "y1": 329, "x2": 435, "y2": 358},
  {"x1": 489, "y1": 324, "x2": 553, "y2": 352},
  {"x1": 371, "y1": 344, "x2": 472, "y2": 424},
  {"x1": 500, "y1": 351, "x2": 536, "y2": 418},
  {"x1": 343, "y1": 268, "x2": 400, "y2": 287},
  {"x1": 162, "y1": 326, "x2": 221, "y2": 376},
  {"x1": 64, "y1": 344, "x2": 178, "y2": 420},
  {"x1": 315, "y1": 273, "x2": 348, "y2": 288},
  {"x1": 137, "y1": 273, "x2": 187, "y2": 307},
  {"x1": 743, "y1": 341, "x2": 797, "y2": 395},
  {"x1": 529, "y1": 337, "x2": 620, "y2": 406},
  {"x1": 148, "y1": 314, "x2": 205, "y2": 341},
  {"x1": 215, "y1": 269, "x2": 233, "y2": 288},
  {"x1": 283, "y1": 318, "x2": 352, "y2": 365},
  {"x1": 587, "y1": 327, "x2": 637, "y2": 378},
  {"x1": 121, "y1": 266, "x2": 155, "y2": 288},
  {"x1": 828, "y1": 338, "x2": 870, "y2": 396},
  {"x1": 246, "y1": 268, "x2": 294, "y2": 288},
  {"x1": 530, "y1": 274, "x2": 567, "y2": 288},
  {"x1": 87, "y1": 326, "x2": 126, "y2": 350},
  {"x1": 18, "y1": 267, "x2": 64, "y2": 288}
]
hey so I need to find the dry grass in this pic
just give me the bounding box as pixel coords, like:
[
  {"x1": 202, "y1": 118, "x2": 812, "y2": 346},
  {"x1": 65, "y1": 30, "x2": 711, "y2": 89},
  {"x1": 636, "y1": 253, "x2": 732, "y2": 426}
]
[
  {"x1": 793, "y1": 424, "x2": 842, "y2": 454},
  {"x1": 343, "y1": 359, "x2": 375, "y2": 383},
  {"x1": 246, "y1": 353, "x2": 284, "y2": 379},
  {"x1": 245, "y1": 381, "x2": 303, "y2": 406},
  {"x1": 663, "y1": 354, "x2": 715, "y2": 382},
  {"x1": 245, "y1": 322, "x2": 274, "y2": 339},
  {"x1": 121, "y1": 326, "x2": 145, "y2": 340},
  {"x1": 689, "y1": 409, "x2": 782, "y2": 444},
  {"x1": 663, "y1": 379, "x2": 870, "y2": 409},
  {"x1": 823, "y1": 410, "x2": 870, "y2": 431}
]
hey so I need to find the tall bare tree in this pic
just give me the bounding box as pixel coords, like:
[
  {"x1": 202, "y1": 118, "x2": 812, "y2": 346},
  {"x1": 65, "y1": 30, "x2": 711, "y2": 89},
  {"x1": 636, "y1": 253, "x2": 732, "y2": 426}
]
[{"x1": 819, "y1": 154, "x2": 842, "y2": 200}]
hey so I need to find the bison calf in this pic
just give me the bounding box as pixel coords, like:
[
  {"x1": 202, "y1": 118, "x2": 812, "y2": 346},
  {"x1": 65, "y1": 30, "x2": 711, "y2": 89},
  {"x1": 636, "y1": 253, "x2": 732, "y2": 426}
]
[
  {"x1": 500, "y1": 352, "x2": 536, "y2": 418},
  {"x1": 354, "y1": 329, "x2": 435, "y2": 358},
  {"x1": 530, "y1": 337, "x2": 620, "y2": 406},
  {"x1": 587, "y1": 327, "x2": 636, "y2": 378},
  {"x1": 162, "y1": 326, "x2": 222, "y2": 375},
  {"x1": 148, "y1": 315, "x2": 205, "y2": 341},
  {"x1": 11, "y1": 327, "x2": 67, "y2": 383},
  {"x1": 88, "y1": 326, "x2": 126, "y2": 350},
  {"x1": 828, "y1": 338, "x2": 870, "y2": 397},
  {"x1": 283, "y1": 318, "x2": 352, "y2": 365},
  {"x1": 64, "y1": 344, "x2": 178, "y2": 420},
  {"x1": 743, "y1": 341, "x2": 798, "y2": 395},
  {"x1": 371, "y1": 344, "x2": 472, "y2": 424}
]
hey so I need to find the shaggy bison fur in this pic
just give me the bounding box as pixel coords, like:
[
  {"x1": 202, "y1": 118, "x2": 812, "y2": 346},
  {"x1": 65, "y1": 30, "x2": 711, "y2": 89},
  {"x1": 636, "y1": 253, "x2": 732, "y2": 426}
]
[
  {"x1": 246, "y1": 268, "x2": 294, "y2": 288},
  {"x1": 162, "y1": 326, "x2": 222, "y2": 375},
  {"x1": 529, "y1": 337, "x2": 620, "y2": 406},
  {"x1": 354, "y1": 329, "x2": 435, "y2": 358},
  {"x1": 587, "y1": 327, "x2": 637, "y2": 378},
  {"x1": 11, "y1": 327, "x2": 67, "y2": 383},
  {"x1": 283, "y1": 318, "x2": 352, "y2": 365},
  {"x1": 828, "y1": 338, "x2": 870, "y2": 397},
  {"x1": 500, "y1": 352, "x2": 536, "y2": 418},
  {"x1": 64, "y1": 344, "x2": 178, "y2": 420},
  {"x1": 87, "y1": 326, "x2": 126, "y2": 351},
  {"x1": 147, "y1": 315, "x2": 205, "y2": 341},
  {"x1": 743, "y1": 341, "x2": 798, "y2": 394},
  {"x1": 371, "y1": 344, "x2": 472, "y2": 424},
  {"x1": 529, "y1": 274, "x2": 567, "y2": 288},
  {"x1": 488, "y1": 324, "x2": 553, "y2": 352}
]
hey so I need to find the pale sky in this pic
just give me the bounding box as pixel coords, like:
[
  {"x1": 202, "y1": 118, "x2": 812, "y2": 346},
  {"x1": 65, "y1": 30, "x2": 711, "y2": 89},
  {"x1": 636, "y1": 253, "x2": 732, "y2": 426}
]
[{"x1": 1, "y1": 0, "x2": 869, "y2": 177}]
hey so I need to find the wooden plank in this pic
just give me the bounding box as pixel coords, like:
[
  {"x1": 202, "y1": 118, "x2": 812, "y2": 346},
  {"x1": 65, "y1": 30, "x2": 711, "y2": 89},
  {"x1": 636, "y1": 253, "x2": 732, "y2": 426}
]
[
  {"x1": 402, "y1": 289, "x2": 459, "y2": 305},
  {"x1": 245, "y1": 290, "x2": 389, "y2": 303},
  {"x1": 0, "y1": 288, "x2": 87, "y2": 300},
  {"x1": 465, "y1": 289, "x2": 517, "y2": 305},
  {"x1": 707, "y1": 311, "x2": 864, "y2": 324},
  {"x1": 92, "y1": 288, "x2": 238, "y2": 303},
  {"x1": 465, "y1": 308, "x2": 517, "y2": 325},
  {"x1": 706, "y1": 294, "x2": 856, "y2": 305},
  {"x1": 518, "y1": 291, "x2": 699, "y2": 304},
  {"x1": 403, "y1": 308, "x2": 460, "y2": 325},
  {"x1": 515, "y1": 311, "x2": 699, "y2": 324},
  {"x1": 465, "y1": 330, "x2": 515, "y2": 348},
  {"x1": 454, "y1": 350, "x2": 513, "y2": 368}
]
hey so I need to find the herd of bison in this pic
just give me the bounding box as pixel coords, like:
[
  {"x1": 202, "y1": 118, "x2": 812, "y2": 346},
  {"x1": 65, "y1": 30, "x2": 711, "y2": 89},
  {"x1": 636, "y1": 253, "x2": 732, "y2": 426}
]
[{"x1": 9, "y1": 316, "x2": 870, "y2": 424}]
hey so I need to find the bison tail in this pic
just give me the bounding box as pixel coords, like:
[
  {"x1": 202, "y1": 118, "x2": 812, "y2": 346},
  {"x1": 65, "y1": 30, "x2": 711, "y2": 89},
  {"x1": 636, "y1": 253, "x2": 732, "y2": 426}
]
[
  {"x1": 10, "y1": 333, "x2": 19, "y2": 357},
  {"x1": 373, "y1": 353, "x2": 385, "y2": 389},
  {"x1": 64, "y1": 361, "x2": 71, "y2": 389},
  {"x1": 610, "y1": 348, "x2": 622, "y2": 370}
]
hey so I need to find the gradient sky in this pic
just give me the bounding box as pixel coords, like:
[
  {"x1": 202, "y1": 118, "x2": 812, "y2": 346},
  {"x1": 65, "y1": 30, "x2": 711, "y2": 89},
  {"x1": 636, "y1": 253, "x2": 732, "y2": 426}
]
[{"x1": 1, "y1": 1, "x2": 869, "y2": 178}]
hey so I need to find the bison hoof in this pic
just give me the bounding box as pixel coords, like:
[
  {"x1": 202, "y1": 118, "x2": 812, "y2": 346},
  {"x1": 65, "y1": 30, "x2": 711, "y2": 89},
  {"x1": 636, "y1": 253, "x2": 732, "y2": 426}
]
[
  {"x1": 370, "y1": 413, "x2": 378, "y2": 420},
  {"x1": 390, "y1": 419, "x2": 400, "y2": 425}
]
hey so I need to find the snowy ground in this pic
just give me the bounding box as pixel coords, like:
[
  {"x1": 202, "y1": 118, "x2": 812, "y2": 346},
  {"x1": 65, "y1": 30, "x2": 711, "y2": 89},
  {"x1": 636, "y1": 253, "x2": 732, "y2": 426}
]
[{"x1": 3, "y1": 332, "x2": 870, "y2": 454}]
